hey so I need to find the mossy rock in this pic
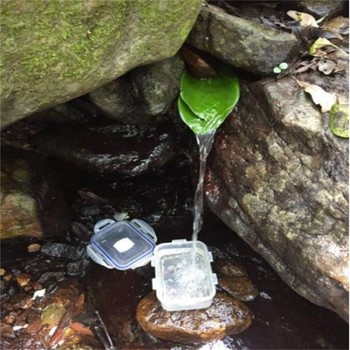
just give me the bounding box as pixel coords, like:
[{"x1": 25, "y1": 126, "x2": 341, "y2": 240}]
[{"x1": 0, "y1": 0, "x2": 202, "y2": 127}]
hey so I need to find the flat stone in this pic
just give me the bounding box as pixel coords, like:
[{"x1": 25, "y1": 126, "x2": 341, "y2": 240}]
[
  {"x1": 187, "y1": 4, "x2": 300, "y2": 75},
  {"x1": 218, "y1": 276, "x2": 259, "y2": 302},
  {"x1": 136, "y1": 291, "x2": 252, "y2": 344}
]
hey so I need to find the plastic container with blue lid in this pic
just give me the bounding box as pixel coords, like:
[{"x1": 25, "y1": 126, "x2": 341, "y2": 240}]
[{"x1": 87, "y1": 218, "x2": 157, "y2": 270}]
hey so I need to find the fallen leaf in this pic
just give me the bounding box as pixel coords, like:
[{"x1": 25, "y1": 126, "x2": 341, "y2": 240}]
[
  {"x1": 296, "y1": 80, "x2": 337, "y2": 112},
  {"x1": 309, "y1": 38, "x2": 337, "y2": 55},
  {"x1": 329, "y1": 104, "x2": 349, "y2": 138},
  {"x1": 287, "y1": 10, "x2": 318, "y2": 27},
  {"x1": 318, "y1": 60, "x2": 337, "y2": 75},
  {"x1": 322, "y1": 16, "x2": 349, "y2": 36}
]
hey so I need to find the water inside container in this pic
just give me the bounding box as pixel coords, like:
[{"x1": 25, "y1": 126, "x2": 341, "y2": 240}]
[{"x1": 160, "y1": 250, "x2": 211, "y2": 299}]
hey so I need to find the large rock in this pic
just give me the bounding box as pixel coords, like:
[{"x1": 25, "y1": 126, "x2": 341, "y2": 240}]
[
  {"x1": 130, "y1": 55, "x2": 185, "y2": 116},
  {"x1": 136, "y1": 291, "x2": 252, "y2": 344},
  {"x1": 187, "y1": 5, "x2": 300, "y2": 76},
  {"x1": 89, "y1": 77, "x2": 150, "y2": 125},
  {"x1": 299, "y1": 0, "x2": 346, "y2": 18},
  {"x1": 1, "y1": 158, "x2": 42, "y2": 239},
  {"x1": 0, "y1": 0, "x2": 202, "y2": 127},
  {"x1": 205, "y1": 72, "x2": 349, "y2": 320}
]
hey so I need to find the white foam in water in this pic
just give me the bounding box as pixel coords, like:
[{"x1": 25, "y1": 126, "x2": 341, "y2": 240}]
[{"x1": 161, "y1": 251, "x2": 210, "y2": 299}]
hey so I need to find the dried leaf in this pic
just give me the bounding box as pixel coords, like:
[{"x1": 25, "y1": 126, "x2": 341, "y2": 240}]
[
  {"x1": 329, "y1": 104, "x2": 349, "y2": 138},
  {"x1": 318, "y1": 60, "x2": 336, "y2": 75},
  {"x1": 309, "y1": 38, "x2": 337, "y2": 56},
  {"x1": 287, "y1": 10, "x2": 318, "y2": 27},
  {"x1": 309, "y1": 38, "x2": 349, "y2": 57},
  {"x1": 297, "y1": 80, "x2": 337, "y2": 112},
  {"x1": 322, "y1": 16, "x2": 349, "y2": 36}
]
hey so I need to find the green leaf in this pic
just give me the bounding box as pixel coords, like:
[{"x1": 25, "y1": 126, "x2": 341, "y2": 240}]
[
  {"x1": 329, "y1": 104, "x2": 349, "y2": 138},
  {"x1": 179, "y1": 69, "x2": 239, "y2": 134},
  {"x1": 178, "y1": 97, "x2": 207, "y2": 135}
]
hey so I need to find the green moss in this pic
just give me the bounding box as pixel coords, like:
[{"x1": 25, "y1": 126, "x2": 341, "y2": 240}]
[{"x1": 0, "y1": 1, "x2": 127, "y2": 85}]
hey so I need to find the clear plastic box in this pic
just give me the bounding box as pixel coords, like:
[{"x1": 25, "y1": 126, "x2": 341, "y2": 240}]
[{"x1": 151, "y1": 239, "x2": 218, "y2": 311}]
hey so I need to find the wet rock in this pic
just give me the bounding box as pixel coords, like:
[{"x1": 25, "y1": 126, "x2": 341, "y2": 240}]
[
  {"x1": 130, "y1": 55, "x2": 185, "y2": 116},
  {"x1": 41, "y1": 243, "x2": 85, "y2": 261},
  {"x1": 89, "y1": 77, "x2": 151, "y2": 125},
  {"x1": 205, "y1": 71, "x2": 349, "y2": 320},
  {"x1": 136, "y1": 291, "x2": 252, "y2": 344},
  {"x1": 34, "y1": 122, "x2": 176, "y2": 177},
  {"x1": 299, "y1": 0, "x2": 346, "y2": 18},
  {"x1": 86, "y1": 267, "x2": 147, "y2": 345},
  {"x1": 0, "y1": 159, "x2": 42, "y2": 239},
  {"x1": 215, "y1": 258, "x2": 247, "y2": 277},
  {"x1": 1, "y1": 0, "x2": 202, "y2": 126},
  {"x1": 187, "y1": 4, "x2": 300, "y2": 76},
  {"x1": 219, "y1": 276, "x2": 259, "y2": 302}
]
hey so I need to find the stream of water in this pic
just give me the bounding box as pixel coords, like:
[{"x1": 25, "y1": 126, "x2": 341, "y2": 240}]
[{"x1": 192, "y1": 131, "x2": 216, "y2": 242}]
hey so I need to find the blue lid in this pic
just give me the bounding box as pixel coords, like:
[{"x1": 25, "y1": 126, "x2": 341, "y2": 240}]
[{"x1": 90, "y1": 220, "x2": 156, "y2": 270}]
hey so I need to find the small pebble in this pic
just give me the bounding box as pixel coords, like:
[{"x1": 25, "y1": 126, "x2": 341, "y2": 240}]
[
  {"x1": 16, "y1": 274, "x2": 31, "y2": 288},
  {"x1": 28, "y1": 243, "x2": 41, "y2": 253},
  {"x1": 0, "y1": 268, "x2": 6, "y2": 276},
  {"x1": 26, "y1": 318, "x2": 43, "y2": 334},
  {"x1": 3, "y1": 274, "x2": 12, "y2": 281},
  {"x1": 4, "y1": 314, "x2": 16, "y2": 324},
  {"x1": 20, "y1": 298, "x2": 33, "y2": 310}
]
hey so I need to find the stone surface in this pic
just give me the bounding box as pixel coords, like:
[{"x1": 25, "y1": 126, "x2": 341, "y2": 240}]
[
  {"x1": 1, "y1": 158, "x2": 42, "y2": 239},
  {"x1": 33, "y1": 122, "x2": 176, "y2": 177},
  {"x1": 218, "y1": 276, "x2": 259, "y2": 302},
  {"x1": 89, "y1": 77, "x2": 150, "y2": 125},
  {"x1": 130, "y1": 55, "x2": 185, "y2": 116},
  {"x1": 187, "y1": 5, "x2": 300, "y2": 76},
  {"x1": 215, "y1": 258, "x2": 247, "y2": 277},
  {"x1": 0, "y1": 0, "x2": 202, "y2": 127},
  {"x1": 136, "y1": 291, "x2": 252, "y2": 344},
  {"x1": 299, "y1": 0, "x2": 346, "y2": 18},
  {"x1": 205, "y1": 71, "x2": 349, "y2": 320}
]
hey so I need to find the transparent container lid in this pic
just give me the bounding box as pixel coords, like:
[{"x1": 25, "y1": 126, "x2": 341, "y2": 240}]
[{"x1": 89, "y1": 219, "x2": 156, "y2": 270}]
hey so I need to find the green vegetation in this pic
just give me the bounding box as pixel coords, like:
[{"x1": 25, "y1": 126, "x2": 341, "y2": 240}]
[
  {"x1": 178, "y1": 68, "x2": 240, "y2": 134},
  {"x1": 0, "y1": 0, "x2": 127, "y2": 99},
  {"x1": 329, "y1": 104, "x2": 349, "y2": 139}
]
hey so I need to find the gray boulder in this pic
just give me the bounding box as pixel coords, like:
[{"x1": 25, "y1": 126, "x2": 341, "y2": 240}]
[
  {"x1": 89, "y1": 77, "x2": 149, "y2": 125},
  {"x1": 0, "y1": 0, "x2": 202, "y2": 127},
  {"x1": 299, "y1": 0, "x2": 346, "y2": 18},
  {"x1": 130, "y1": 55, "x2": 185, "y2": 116},
  {"x1": 205, "y1": 72, "x2": 349, "y2": 320},
  {"x1": 187, "y1": 4, "x2": 300, "y2": 76}
]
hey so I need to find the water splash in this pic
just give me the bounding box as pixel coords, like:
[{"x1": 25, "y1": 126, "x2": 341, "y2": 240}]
[{"x1": 192, "y1": 131, "x2": 216, "y2": 242}]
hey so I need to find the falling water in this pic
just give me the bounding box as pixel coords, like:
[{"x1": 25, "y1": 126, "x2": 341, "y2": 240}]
[{"x1": 192, "y1": 130, "x2": 216, "y2": 242}]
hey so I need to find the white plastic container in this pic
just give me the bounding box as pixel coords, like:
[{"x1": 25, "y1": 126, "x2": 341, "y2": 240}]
[{"x1": 151, "y1": 239, "x2": 218, "y2": 311}]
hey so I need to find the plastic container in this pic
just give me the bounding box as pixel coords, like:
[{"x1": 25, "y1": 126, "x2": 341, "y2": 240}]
[
  {"x1": 87, "y1": 219, "x2": 157, "y2": 270},
  {"x1": 151, "y1": 239, "x2": 217, "y2": 311}
]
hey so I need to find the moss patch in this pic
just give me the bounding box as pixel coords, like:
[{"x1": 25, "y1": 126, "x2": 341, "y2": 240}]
[{"x1": 1, "y1": 1, "x2": 126, "y2": 90}]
